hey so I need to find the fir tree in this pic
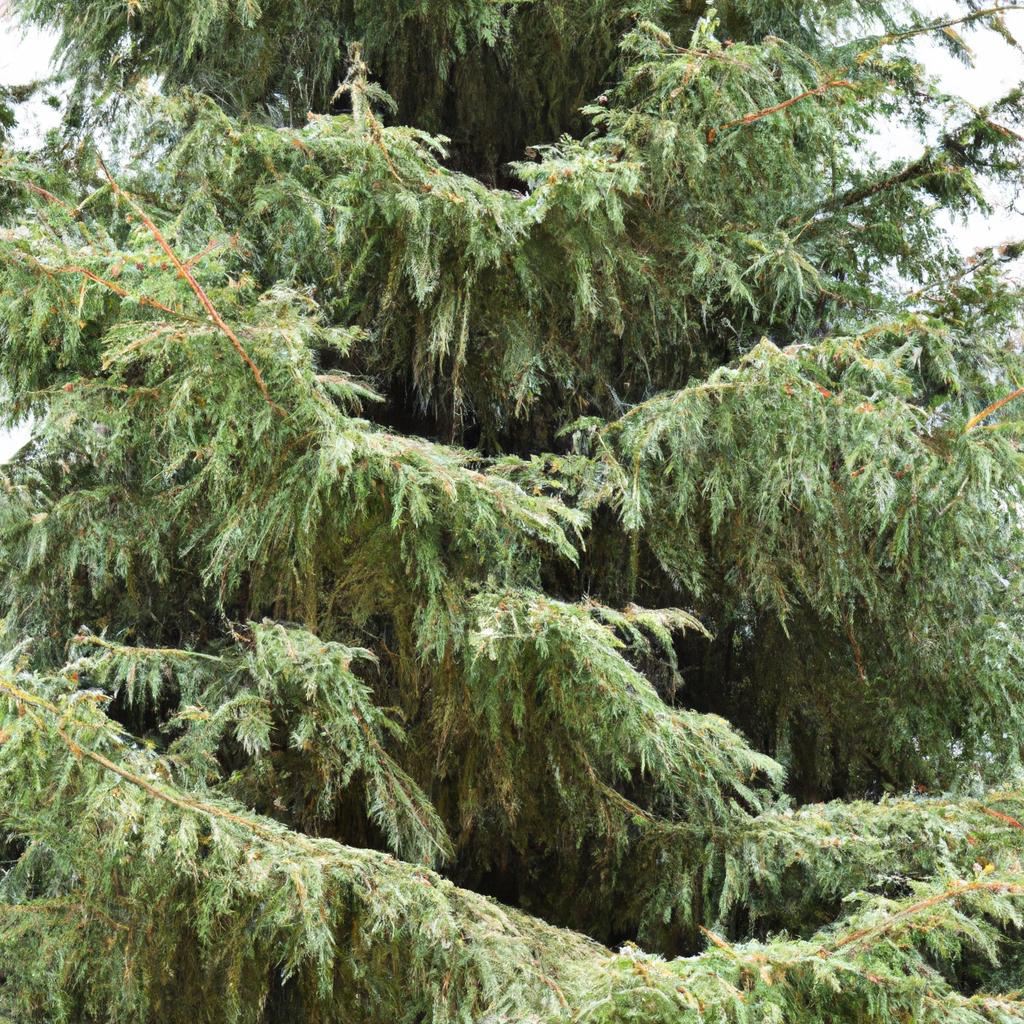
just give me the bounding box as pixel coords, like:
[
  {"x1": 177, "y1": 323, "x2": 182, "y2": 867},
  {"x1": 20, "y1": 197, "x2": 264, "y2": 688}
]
[{"x1": 2, "y1": 0, "x2": 1024, "y2": 1020}]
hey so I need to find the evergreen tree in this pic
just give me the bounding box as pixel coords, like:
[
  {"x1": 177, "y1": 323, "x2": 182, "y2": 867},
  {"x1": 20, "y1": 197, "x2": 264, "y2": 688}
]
[{"x1": 3, "y1": 0, "x2": 1024, "y2": 1020}]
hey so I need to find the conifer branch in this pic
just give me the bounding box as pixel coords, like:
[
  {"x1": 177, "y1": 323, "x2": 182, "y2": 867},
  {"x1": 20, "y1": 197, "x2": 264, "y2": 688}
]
[
  {"x1": 964, "y1": 385, "x2": 1024, "y2": 431},
  {"x1": 979, "y1": 805, "x2": 1024, "y2": 829},
  {"x1": 0, "y1": 675, "x2": 299, "y2": 846},
  {"x1": 20, "y1": 179, "x2": 78, "y2": 216},
  {"x1": 73, "y1": 633, "x2": 223, "y2": 661},
  {"x1": 707, "y1": 79, "x2": 856, "y2": 143},
  {"x1": 860, "y1": 5, "x2": 1024, "y2": 57},
  {"x1": 5, "y1": 244, "x2": 195, "y2": 321},
  {"x1": 824, "y1": 878, "x2": 1024, "y2": 956},
  {"x1": 50, "y1": 264, "x2": 184, "y2": 318},
  {"x1": 97, "y1": 158, "x2": 286, "y2": 418}
]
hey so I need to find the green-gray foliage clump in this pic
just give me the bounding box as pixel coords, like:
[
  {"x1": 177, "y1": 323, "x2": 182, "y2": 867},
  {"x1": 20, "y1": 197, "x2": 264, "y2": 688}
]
[{"x1": 1, "y1": 0, "x2": 1024, "y2": 1020}]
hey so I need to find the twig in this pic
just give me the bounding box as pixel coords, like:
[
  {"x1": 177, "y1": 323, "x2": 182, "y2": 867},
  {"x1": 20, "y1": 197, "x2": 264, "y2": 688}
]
[
  {"x1": 846, "y1": 616, "x2": 867, "y2": 684},
  {"x1": 907, "y1": 243, "x2": 1023, "y2": 302},
  {"x1": 54, "y1": 265, "x2": 183, "y2": 318},
  {"x1": 964, "y1": 386, "x2": 1024, "y2": 432},
  {"x1": 863, "y1": 5, "x2": 1024, "y2": 55},
  {"x1": 183, "y1": 236, "x2": 223, "y2": 270},
  {"x1": 97, "y1": 158, "x2": 285, "y2": 417},
  {"x1": 9, "y1": 249, "x2": 190, "y2": 321},
  {"x1": 978, "y1": 805, "x2": 1024, "y2": 830},
  {"x1": 73, "y1": 634, "x2": 223, "y2": 662},
  {"x1": 0, "y1": 675, "x2": 318, "y2": 852},
  {"x1": 825, "y1": 878, "x2": 1024, "y2": 956},
  {"x1": 699, "y1": 926, "x2": 737, "y2": 955},
  {"x1": 708, "y1": 79, "x2": 856, "y2": 143},
  {"x1": 22, "y1": 180, "x2": 78, "y2": 216}
]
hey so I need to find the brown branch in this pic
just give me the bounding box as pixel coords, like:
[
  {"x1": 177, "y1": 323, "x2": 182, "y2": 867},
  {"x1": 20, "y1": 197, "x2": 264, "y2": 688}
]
[
  {"x1": 822, "y1": 153, "x2": 936, "y2": 214},
  {"x1": 906, "y1": 242, "x2": 1024, "y2": 303},
  {"x1": 825, "y1": 878, "x2": 1024, "y2": 956},
  {"x1": 101, "y1": 325, "x2": 180, "y2": 369},
  {"x1": 964, "y1": 386, "x2": 1024, "y2": 431},
  {"x1": 73, "y1": 634, "x2": 223, "y2": 662},
  {"x1": 700, "y1": 925, "x2": 738, "y2": 955},
  {"x1": 0, "y1": 896, "x2": 133, "y2": 934},
  {"x1": 54, "y1": 264, "x2": 183, "y2": 318},
  {"x1": 9, "y1": 194, "x2": 198, "y2": 323},
  {"x1": 782, "y1": 6, "x2": 1024, "y2": 224},
  {"x1": 0, "y1": 897, "x2": 75, "y2": 916},
  {"x1": 97, "y1": 159, "x2": 286, "y2": 417},
  {"x1": 22, "y1": 180, "x2": 78, "y2": 216},
  {"x1": 708, "y1": 79, "x2": 856, "y2": 143},
  {"x1": 709, "y1": 5, "x2": 1024, "y2": 153},
  {"x1": 864, "y1": 5, "x2": 1024, "y2": 54},
  {"x1": 0, "y1": 676, "x2": 319, "y2": 853},
  {"x1": 978, "y1": 805, "x2": 1024, "y2": 829},
  {"x1": 846, "y1": 616, "x2": 867, "y2": 684},
  {"x1": 183, "y1": 235, "x2": 223, "y2": 270}
]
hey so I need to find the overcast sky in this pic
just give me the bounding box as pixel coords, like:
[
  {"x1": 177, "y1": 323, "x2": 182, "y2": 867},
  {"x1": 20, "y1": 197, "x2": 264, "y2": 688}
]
[{"x1": 2, "y1": 6, "x2": 1024, "y2": 461}]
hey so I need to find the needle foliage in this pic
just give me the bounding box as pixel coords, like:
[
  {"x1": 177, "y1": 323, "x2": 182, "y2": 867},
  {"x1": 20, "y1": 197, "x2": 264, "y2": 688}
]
[{"x1": 2, "y1": 0, "x2": 1024, "y2": 1021}]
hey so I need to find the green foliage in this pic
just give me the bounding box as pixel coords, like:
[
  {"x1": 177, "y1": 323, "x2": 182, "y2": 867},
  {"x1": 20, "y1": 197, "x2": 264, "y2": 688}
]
[
  {"x1": 72, "y1": 623, "x2": 453, "y2": 865},
  {"x1": 2, "y1": 0, "x2": 1024, "y2": 1020},
  {"x1": 565, "y1": 330, "x2": 1024, "y2": 792},
  {"x1": 3, "y1": 672, "x2": 1024, "y2": 1023},
  {"x1": 0, "y1": 674, "x2": 597, "y2": 1022}
]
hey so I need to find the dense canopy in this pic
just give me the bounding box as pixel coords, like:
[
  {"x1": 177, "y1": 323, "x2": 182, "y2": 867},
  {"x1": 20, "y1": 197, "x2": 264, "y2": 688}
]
[{"x1": 2, "y1": 0, "x2": 1024, "y2": 1021}]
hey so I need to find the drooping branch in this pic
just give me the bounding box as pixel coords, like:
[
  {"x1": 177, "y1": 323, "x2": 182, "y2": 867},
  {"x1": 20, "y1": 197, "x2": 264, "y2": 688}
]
[
  {"x1": 825, "y1": 878, "x2": 1024, "y2": 955},
  {"x1": 97, "y1": 159, "x2": 286, "y2": 417},
  {"x1": 0, "y1": 675, "x2": 295, "y2": 845},
  {"x1": 11, "y1": 252, "x2": 187, "y2": 320},
  {"x1": 860, "y1": 4, "x2": 1024, "y2": 56},
  {"x1": 964, "y1": 385, "x2": 1024, "y2": 431},
  {"x1": 815, "y1": 151, "x2": 936, "y2": 213},
  {"x1": 707, "y1": 79, "x2": 856, "y2": 143}
]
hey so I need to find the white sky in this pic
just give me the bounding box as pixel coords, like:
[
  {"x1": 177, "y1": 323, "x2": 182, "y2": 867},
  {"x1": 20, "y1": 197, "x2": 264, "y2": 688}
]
[
  {"x1": 2, "y1": 7, "x2": 1024, "y2": 461},
  {"x1": 0, "y1": 22, "x2": 55, "y2": 461}
]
